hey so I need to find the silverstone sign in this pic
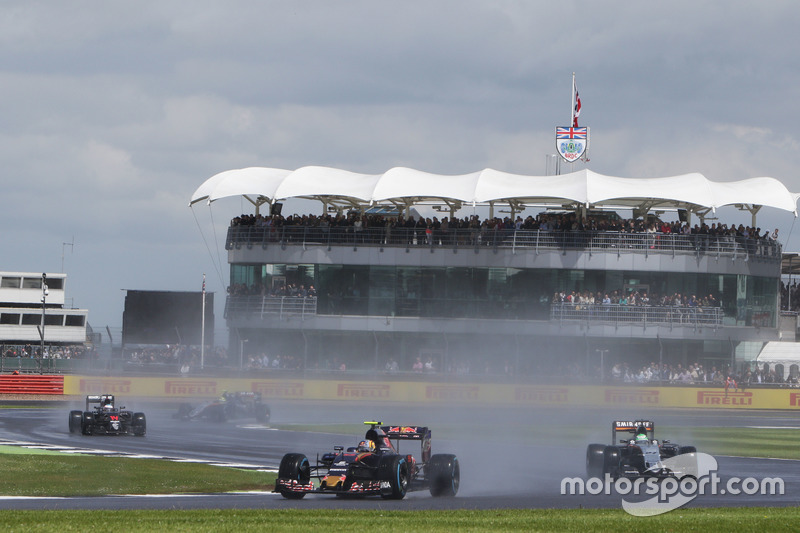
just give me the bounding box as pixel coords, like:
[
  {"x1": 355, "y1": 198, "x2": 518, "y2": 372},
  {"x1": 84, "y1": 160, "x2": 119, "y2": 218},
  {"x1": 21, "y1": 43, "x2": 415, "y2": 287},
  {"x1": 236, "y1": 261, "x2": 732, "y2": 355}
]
[{"x1": 556, "y1": 126, "x2": 588, "y2": 162}]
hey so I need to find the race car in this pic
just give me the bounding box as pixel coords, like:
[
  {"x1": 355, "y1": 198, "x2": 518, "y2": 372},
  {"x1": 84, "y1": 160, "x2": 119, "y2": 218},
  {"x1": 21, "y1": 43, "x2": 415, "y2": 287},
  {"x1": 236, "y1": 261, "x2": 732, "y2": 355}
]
[
  {"x1": 274, "y1": 421, "x2": 460, "y2": 499},
  {"x1": 174, "y1": 391, "x2": 270, "y2": 423},
  {"x1": 586, "y1": 420, "x2": 696, "y2": 479},
  {"x1": 68, "y1": 394, "x2": 146, "y2": 436}
]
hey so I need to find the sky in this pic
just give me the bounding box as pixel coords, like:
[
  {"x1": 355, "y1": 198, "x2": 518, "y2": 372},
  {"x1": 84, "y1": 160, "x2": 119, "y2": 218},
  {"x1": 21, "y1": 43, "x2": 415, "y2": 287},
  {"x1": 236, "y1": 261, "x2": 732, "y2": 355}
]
[{"x1": 2, "y1": 1, "x2": 800, "y2": 332}]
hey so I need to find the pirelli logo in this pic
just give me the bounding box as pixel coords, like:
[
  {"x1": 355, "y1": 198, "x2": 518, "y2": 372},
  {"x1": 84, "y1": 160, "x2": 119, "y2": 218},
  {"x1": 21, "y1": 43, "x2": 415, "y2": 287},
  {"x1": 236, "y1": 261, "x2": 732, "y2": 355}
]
[
  {"x1": 696, "y1": 390, "x2": 753, "y2": 406},
  {"x1": 164, "y1": 380, "x2": 216, "y2": 395},
  {"x1": 252, "y1": 382, "x2": 304, "y2": 398},
  {"x1": 604, "y1": 389, "x2": 660, "y2": 404},
  {"x1": 790, "y1": 393, "x2": 800, "y2": 407},
  {"x1": 514, "y1": 387, "x2": 568, "y2": 403},
  {"x1": 337, "y1": 384, "x2": 391, "y2": 399},
  {"x1": 79, "y1": 379, "x2": 131, "y2": 394},
  {"x1": 425, "y1": 385, "x2": 479, "y2": 402}
]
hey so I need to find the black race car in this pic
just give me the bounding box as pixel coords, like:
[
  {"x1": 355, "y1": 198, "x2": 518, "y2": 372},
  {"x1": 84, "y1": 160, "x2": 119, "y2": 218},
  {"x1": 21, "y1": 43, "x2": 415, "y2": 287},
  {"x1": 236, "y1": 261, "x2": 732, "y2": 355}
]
[
  {"x1": 68, "y1": 394, "x2": 146, "y2": 436},
  {"x1": 174, "y1": 391, "x2": 270, "y2": 423},
  {"x1": 586, "y1": 420, "x2": 697, "y2": 479},
  {"x1": 275, "y1": 421, "x2": 460, "y2": 499}
]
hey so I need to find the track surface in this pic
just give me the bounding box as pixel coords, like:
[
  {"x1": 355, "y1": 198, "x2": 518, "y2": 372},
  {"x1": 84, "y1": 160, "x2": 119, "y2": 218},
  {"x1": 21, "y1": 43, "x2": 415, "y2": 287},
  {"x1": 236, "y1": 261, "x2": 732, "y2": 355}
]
[{"x1": 0, "y1": 399, "x2": 798, "y2": 510}]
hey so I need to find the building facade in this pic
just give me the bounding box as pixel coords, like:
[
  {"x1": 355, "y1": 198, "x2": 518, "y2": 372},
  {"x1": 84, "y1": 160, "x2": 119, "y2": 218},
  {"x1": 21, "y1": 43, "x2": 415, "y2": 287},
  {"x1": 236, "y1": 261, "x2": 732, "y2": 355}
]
[{"x1": 222, "y1": 225, "x2": 781, "y2": 377}]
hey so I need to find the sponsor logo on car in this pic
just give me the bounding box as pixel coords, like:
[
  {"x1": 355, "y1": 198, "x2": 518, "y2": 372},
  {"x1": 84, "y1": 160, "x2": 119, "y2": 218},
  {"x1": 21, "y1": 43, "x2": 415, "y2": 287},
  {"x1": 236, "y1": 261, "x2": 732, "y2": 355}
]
[
  {"x1": 164, "y1": 380, "x2": 217, "y2": 395},
  {"x1": 425, "y1": 385, "x2": 479, "y2": 401},
  {"x1": 337, "y1": 384, "x2": 390, "y2": 398},
  {"x1": 251, "y1": 382, "x2": 304, "y2": 397},
  {"x1": 79, "y1": 379, "x2": 131, "y2": 394},
  {"x1": 514, "y1": 386, "x2": 568, "y2": 403},
  {"x1": 605, "y1": 389, "x2": 659, "y2": 404},
  {"x1": 696, "y1": 390, "x2": 753, "y2": 406}
]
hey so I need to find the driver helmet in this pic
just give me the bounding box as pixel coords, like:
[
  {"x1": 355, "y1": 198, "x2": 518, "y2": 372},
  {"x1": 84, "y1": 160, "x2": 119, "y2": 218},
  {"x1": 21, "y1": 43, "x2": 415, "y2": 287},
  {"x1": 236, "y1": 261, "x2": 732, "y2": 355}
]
[
  {"x1": 357, "y1": 440, "x2": 375, "y2": 453},
  {"x1": 102, "y1": 398, "x2": 113, "y2": 409},
  {"x1": 635, "y1": 429, "x2": 649, "y2": 443}
]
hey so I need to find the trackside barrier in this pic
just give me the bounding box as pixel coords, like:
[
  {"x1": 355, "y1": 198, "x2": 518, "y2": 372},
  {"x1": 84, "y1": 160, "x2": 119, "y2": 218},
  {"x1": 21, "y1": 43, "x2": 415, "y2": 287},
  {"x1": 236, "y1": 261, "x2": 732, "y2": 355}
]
[
  {"x1": 0, "y1": 375, "x2": 64, "y2": 394},
  {"x1": 62, "y1": 376, "x2": 800, "y2": 410}
]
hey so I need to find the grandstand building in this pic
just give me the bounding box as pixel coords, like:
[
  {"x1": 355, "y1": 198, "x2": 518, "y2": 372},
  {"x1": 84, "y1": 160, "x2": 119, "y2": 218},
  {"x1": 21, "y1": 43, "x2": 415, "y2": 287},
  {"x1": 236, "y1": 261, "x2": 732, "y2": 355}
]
[
  {"x1": 191, "y1": 167, "x2": 797, "y2": 377},
  {"x1": 0, "y1": 271, "x2": 88, "y2": 348}
]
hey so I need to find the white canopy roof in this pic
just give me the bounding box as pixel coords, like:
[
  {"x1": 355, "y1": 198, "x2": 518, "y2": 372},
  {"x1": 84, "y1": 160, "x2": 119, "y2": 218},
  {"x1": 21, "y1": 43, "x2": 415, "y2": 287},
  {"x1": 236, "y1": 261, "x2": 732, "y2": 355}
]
[{"x1": 190, "y1": 166, "x2": 800, "y2": 215}]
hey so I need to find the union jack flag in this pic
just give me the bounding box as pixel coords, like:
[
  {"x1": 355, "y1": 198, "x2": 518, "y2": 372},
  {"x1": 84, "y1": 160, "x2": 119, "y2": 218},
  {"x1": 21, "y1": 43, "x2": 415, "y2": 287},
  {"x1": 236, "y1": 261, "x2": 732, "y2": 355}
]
[{"x1": 556, "y1": 127, "x2": 587, "y2": 139}]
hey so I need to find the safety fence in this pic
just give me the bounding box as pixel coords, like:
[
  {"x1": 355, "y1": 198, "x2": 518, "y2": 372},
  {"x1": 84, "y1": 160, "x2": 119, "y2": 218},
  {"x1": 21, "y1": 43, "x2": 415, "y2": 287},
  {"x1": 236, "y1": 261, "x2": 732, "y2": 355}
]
[{"x1": 224, "y1": 295, "x2": 317, "y2": 319}]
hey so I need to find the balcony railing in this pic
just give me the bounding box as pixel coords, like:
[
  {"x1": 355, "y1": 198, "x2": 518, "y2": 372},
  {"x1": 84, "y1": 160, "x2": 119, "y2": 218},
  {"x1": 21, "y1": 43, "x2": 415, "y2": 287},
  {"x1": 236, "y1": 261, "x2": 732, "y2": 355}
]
[
  {"x1": 550, "y1": 303, "x2": 724, "y2": 327},
  {"x1": 224, "y1": 294, "x2": 729, "y2": 329},
  {"x1": 225, "y1": 295, "x2": 317, "y2": 320},
  {"x1": 226, "y1": 226, "x2": 781, "y2": 262}
]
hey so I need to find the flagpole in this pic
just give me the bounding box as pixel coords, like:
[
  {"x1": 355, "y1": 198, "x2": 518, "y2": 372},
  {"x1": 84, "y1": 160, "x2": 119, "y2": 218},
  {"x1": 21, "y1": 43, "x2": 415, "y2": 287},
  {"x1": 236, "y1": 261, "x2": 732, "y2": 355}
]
[
  {"x1": 200, "y1": 273, "x2": 206, "y2": 370},
  {"x1": 571, "y1": 72, "x2": 576, "y2": 126}
]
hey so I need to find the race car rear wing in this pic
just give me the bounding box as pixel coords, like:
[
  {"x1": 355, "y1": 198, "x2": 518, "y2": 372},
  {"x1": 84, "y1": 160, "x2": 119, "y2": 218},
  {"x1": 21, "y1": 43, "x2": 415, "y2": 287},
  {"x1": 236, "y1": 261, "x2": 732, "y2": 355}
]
[
  {"x1": 85, "y1": 394, "x2": 115, "y2": 410},
  {"x1": 612, "y1": 420, "x2": 654, "y2": 443},
  {"x1": 380, "y1": 425, "x2": 431, "y2": 441}
]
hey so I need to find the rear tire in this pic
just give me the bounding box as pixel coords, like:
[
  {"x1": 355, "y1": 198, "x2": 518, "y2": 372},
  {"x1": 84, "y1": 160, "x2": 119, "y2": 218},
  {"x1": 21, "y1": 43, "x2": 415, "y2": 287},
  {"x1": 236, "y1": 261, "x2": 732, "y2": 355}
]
[
  {"x1": 81, "y1": 412, "x2": 93, "y2": 435},
  {"x1": 427, "y1": 454, "x2": 459, "y2": 497},
  {"x1": 69, "y1": 410, "x2": 82, "y2": 434},
  {"x1": 255, "y1": 403, "x2": 270, "y2": 424},
  {"x1": 586, "y1": 444, "x2": 606, "y2": 477},
  {"x1": 603, "y1": 446, "x2": 620, "y2": 478},
  {"x1": 278, "y1": 453, "x2": 310, "y2": 499},
  {"x1": 132, "y1": 413, "x2": 146, "y2": 436},
  {"x1": 378, "y1": 455, "x2": 409, "y2": 499}
]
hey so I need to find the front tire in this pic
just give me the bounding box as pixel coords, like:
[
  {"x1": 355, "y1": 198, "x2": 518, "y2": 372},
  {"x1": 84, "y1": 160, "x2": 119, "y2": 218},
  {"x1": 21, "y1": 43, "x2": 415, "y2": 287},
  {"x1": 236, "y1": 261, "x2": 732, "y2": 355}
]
[
  {"x1": 678, "y1": 445, "x2": 697, "y2": 455},
  {"x1": 278, "y1": 453, "x2": 310, "y2": 499},
  {"x1": 378, "y1": 455, "x2": 409, "y2": 499},
  {"x1": 427, "y1": 454, "x2": 459, "y2": 497}
]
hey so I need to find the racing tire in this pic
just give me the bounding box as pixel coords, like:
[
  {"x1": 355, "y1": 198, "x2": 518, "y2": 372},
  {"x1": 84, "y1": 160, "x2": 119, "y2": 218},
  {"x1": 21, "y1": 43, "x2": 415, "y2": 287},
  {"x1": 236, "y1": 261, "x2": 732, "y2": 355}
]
[
  {"x1": 586, "y1": 444, "x2": 606, "y2": 477},
  {"x1": 69, "y1": 410, "x2": 83, "y2": 434},
  {"x1": 81, "y1": 412, "x2": 94, "y2": 435},
  {"x1": 132, "y1": 413, "x2": 146, "y2": 437},
  {"x1": 255, "y1": 403, "x2": 271, "y2": 424},
  {"x1": 211, "y1": 404, "x2": 227, "y2": 423},
  {"x1": 427, "y1": 453, "x2": 460, "y2": 497},
  {"x1": 603, "y1": 446, "x2": 620, "y2": 478},
  {"x1": 378, "y1": 455, "x2": 409, "y2": 500},
  {"x1": 678, "y1": 446, "x2": 697, "y2": 455},
  {"x1": 176, "y1": 403, "x2": 193, "y2": 419},
  {"x1": 278, "y1": 453, "x2": 311, "y2": 499}
]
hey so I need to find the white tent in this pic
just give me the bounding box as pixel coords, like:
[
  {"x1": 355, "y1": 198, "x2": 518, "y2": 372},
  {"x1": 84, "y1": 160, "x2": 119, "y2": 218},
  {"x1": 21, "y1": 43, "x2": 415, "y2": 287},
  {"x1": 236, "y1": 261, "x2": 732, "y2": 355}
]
[
  {"x1": 189, "y1": 166, "x2": 800, "y2": 218},
  {"x1": 754, "y1": 341, "x2": 800, "y2": 380}
]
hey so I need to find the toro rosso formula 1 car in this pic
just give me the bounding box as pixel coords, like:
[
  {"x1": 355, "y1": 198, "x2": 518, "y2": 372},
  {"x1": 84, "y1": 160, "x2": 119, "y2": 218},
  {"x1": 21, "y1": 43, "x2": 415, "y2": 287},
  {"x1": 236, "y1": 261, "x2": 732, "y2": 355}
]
[
  {"x1": 275, "y1": 421, "x2": 460, "y2": 499},
  {"x1": 586, "y1": 420, "x2": 696, "y2": 479},
  {"x1": 174, "y1": 391, "x2": 270, "y2": 423},
  {"x1": 68, "y1": 395, "x2": 146, "y2": 437}
]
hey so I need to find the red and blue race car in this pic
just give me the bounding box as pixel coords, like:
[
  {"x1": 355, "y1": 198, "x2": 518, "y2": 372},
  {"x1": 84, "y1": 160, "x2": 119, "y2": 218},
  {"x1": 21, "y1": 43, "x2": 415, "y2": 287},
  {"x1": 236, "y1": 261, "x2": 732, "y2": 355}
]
[{"x1": 275, "y1": 421, "x2": 459, "y2": 499}]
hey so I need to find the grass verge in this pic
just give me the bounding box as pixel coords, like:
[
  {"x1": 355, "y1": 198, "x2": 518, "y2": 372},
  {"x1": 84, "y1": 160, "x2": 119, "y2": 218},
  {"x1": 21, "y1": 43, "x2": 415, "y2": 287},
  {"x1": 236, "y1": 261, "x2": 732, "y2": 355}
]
[
  {"x1": 0, "y1": 454, "x2": 274, "y2": 497},
  {"x1": 0, "y1": 508, "x2": 797, "y2": 532}
]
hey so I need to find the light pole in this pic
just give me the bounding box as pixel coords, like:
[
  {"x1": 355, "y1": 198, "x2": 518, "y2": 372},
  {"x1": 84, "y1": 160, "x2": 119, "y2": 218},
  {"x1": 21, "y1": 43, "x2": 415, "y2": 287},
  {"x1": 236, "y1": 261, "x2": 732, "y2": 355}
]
[
  {"x1": 239, "y1": 338, "x2": 248, "y2": 371},
  {"x1": 596, "y1": 348, "x2": 609, "y2": 381},
  {"x1": 40, "y1": 273, "x2": 48, "y2": 366}
]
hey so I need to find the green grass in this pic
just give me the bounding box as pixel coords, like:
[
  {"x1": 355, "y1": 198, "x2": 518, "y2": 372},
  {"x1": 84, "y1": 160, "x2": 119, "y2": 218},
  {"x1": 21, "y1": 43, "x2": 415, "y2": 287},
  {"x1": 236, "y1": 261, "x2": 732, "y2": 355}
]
[
  {"x1": 0, "y1": 454, "x2": 274, "y2": 497},
  {"x1": 659, "y1": 426, "x2": 800, "y2": 460},
  {"x1": 0, "y1": 508, "x2": 797, "y2": 532}
]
